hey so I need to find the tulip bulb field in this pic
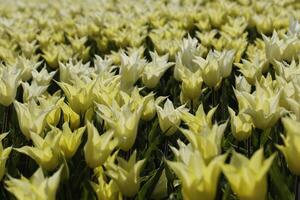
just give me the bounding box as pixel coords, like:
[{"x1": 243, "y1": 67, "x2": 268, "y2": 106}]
[{"x1": 1, "y1": 0, "x2": 300, "y2": 199}]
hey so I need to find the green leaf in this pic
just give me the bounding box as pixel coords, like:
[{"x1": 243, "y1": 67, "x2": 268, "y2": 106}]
[{"x1": 137, "y1": 164, "x2": 164, "y2": 200}]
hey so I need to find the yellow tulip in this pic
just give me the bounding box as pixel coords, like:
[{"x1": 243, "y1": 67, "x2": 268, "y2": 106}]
[
  {"x1": 5, "y1": 166, "x2": 62, "y2": 200},
  {"x1": 234, "y1": 83, "x2": 284, "y2": 129},
  {"x1": 59, "y1": 122, "x2": 85, "y2": 159},
  {"x1": 235, "y1": 58, "x2": 263, "y2": 85},
  {"x1": 119, "y1": 48, "x2": 146, "y2": 92},
  {"x1": 14, "y1": 100, "x2": 53, "y2": 139},
  {"x1": 167, "y1": 140, "x2": 226, "y2": 200},
  {"x1": 93, "y1": 75, "x2": 121, "y2": 107},
  {"x1": 93, "y1": 55, "x2": 115, "y2": 78},
  {"x1": 222, "y1": 149, "x2": 276, "y2": 200},
  {"x1": 193, "y1": 50, "x2": 223, "y2": 89},
  {"x1": 56, "y1": 79, "x2": 96, "y2": 115},
  {"x1": 59, "y1": 60, "x2": 92, "y2": 84},
  {"x1": 60, "y1": 102, "x2": 81, "y2": 130},
  {"x1": 273, "y1": 59, "x2": 300, "y2": 82},
  {"x1": 235, "y1": 75, "x2": 251, "y2": 93},
  {"x1": 91, "y1": 166, "x2": 123, "y2": 200},
  {"x1": 228, "y1": 107, "x2": 253, "y2": 141},
  {"x1": 15, "y1": 131, "x2": 62, "y2": 171},
  {"x1": 106, "y1": 150, "x2": 145, "y2": 197},
  {"x1": 263, "y1": 30, "x2": 300, "y2": 63},
  {"x1": 156, "y1": 98, "x2": 186, "y2": 136},
  {"x1": 142, "y1": 51, "x2": 173, "y2": 88},
  {"x1": 180, "y1": 69, "x2": 203, "y2": 101},
  {"x1": 180, "y1": 104, "x2": 217, "y2": 133},
  {"x1": 0, "y1": 65, "x2": 22, "y2": 106},
  {"x1": 38, "y1": 92, "x2": 64, "y2": 127},
  {"x1": 84, "y1": 121, "x2": 117, "y2": 168},
  {"x1": 96, "y1": 100, "x2": 143, "y2": 151},
  {"x1": 276, "y1": 117, "x2": 300, "y2": 175},
  {"x1": 14, "y1": 55, "x2": 41, "y2": 82},
  {"x1": 141, "y1": 94, "x2": 156, "y2": 121},
  {"x1": 0, "y1": 132, "x2": 12, "y2": 181},
  {"x1": 180, "y1": 121, "x2": 227, "y2": 163},
  {"x1": 174, "y1": 35, "x2": 202, "y2": 81},
  {"x1": 21, "y1": 81, "x2": 49, "y2": 102},
  {"x1": 31, "y1": 65, "x2": 56, "y2": 86}
]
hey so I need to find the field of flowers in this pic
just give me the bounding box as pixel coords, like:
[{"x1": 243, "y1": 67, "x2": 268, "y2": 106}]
[{"x1": 0, "y1": 0, "x2": 300, "y2": 199}]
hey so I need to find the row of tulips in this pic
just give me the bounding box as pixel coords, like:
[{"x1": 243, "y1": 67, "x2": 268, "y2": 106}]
[{"x1": 0, "y1": 0, "x2": 300, "y2": 199}]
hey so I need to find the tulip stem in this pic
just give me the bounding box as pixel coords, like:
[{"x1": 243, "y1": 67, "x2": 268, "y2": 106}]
[
  {"x1": 1, "y1": 105, "x2": 11, "y2": 133},
  {"x1": 296, "y1": 176, "x2": 300, "y2": 200},
  {"x1": 212, "y1": 88, "x2": 217, "y2": 107},
  {"x1": 247, "y1": 137, "x2": 251, "y2": 157}
]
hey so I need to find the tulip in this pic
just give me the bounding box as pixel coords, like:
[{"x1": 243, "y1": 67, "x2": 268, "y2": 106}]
[
  {"x1": 193, "y1": 50, "x2": 223, "y2": 89},
  {"x1": 119, "y1": 48, "x2": 146, "y2": 92},
  {"x1": 84, "y1": 121, "x2": 117, "y2": 168},
  {"x1": 142, "y1": 51, "x2": 173, "y2": 88},
  {"x1": 38, "y1": 92, "x2": 64, "y2": 127},
  {"x1": 180, "y1": 69, "x2": 203, "y2": 101},
  {"x1": 276, "y1": 117, "x2": 300, "y2": 175},
  {"x1": 60, "y1": 102, "x2": 81, "y2": 130},
  {"x1": 59, "y1": 122, "x2": 86, "y2": 159},
  {"x1": 0, "y1": 65, "x2": 22, "y2": 106},
  {"x1": 0, "y1": 132, "x2": 12, "y2": 181},
  {"x1": 234, "y1": 83, "x2": 285, "y2": 129},
  {"x1": 167, "y1": 140, "x2": 226, "y2": 200},
  {"x1": 106, "y1": 150, "x2": 145, "y2": 197},
  {"x1": 59, "y1": 60, "x2": 92, "y2": 84},
  {"x1": 141, "y1": 94, "x2": 156, "y2": 121},
  {"x1": 93, "y1": 75, "x2": 121, "y2": 107},
  {"x1": 235, "y1": 75, "x2": 252, "y2": 93},
  {"x1": 197, "y1": 30, "x2": 218, "y2": 48},
  {"x1": 273, "y1": 59, "x2": 300, "y2": 82},
  {"x1": 93, "y1": 55, "x2": 115, "y2": 76},
  {"x1": 91, "y1": 166, "x2": 122, "y2": 200},
  {"x1": 14, "y1": 100, "x2": 53, "y2": 139},
  {"x1": 96, "y1": 100, "x2": 143, "y2": 151},
  {"x1": 5, "y1": 166, "x2": 62, "y2": 200},
  {"x1": 14, "y1": 55, "x2": 41, "y2": 81},
  {"x1": 235, "y1": 58, "x2": 263, "y2": 85},
  {"x1": 57, "y1": 79, "x2": 96, "y2": 115},
  {"x1": 263, "y1": 31, "x2": 300, "y2": 63},
  {"x1": 222, "y1": 149, "x2": 276, "y2": 200},
  {"x1": 156, "y1": 98, "x2": 186, "y2": 136},
  {"x1": 217, "y1": 49, "x2": 235, "y2": 78},
  {"x1": 180, "y1": 104, "x2": 217, "y2": 133},
  {"x1": 22, "y1": 81, "x2": 49, "y2": 102},
  {"x1": 31, "y1": 66, "x2": 56, "y2": 86},
  {"x1": 180, "y1": 121, "x2": 227, "y2": 163},
  {"x1": 174, "y1": 35, "x2": 202, "y2": 81},
  {"x1": 228, "y1": 107, "x2": 253, "y2": 141},
  {"x1": 15, "y1": 130, "x2": 62, "y2": 171}
]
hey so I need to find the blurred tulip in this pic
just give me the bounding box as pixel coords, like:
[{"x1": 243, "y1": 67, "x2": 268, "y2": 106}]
[
  {"x1": 5, "y1": 166, "x2": 62, "y2": 200},
  {"x1": 84, "y1": 121, "x2": 117, "y2": 168},
  {"x1": 59, "y1": 122, "x2": 85, "y2": 159},
  {"x1": 156, "y1": 98, "x2": 186, "y2": 136},
  {"x1": 142, "y1": 51, "x2": 173, "y2": 88},
  {"x1": 15, "y1": 130, "x2": 62, "y2": 171},
  {"x1": 222, "y1": 149, "x2": 276, "y2": 200},
  {"x1": 277, "y1": 117, "x2": 300, "y2": 175},
  {"x1": 167, "y1": 140, "x2": 226, "y2": 200},
  {"x1": 0, "y1": 132, "x2": 12, "y2": 181},
  {"x1": 0, "y1": 65, "x2": 22, "y2": 106},
  {"x1": 14, "y1": 100, "x2": 53, "y2": 139},
  {"x1": 228, "y1": 107, "x2": 253, "y2": 141},
  {"x1": 106, "y1": 150, "x2": 145, "y2": 197}
]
